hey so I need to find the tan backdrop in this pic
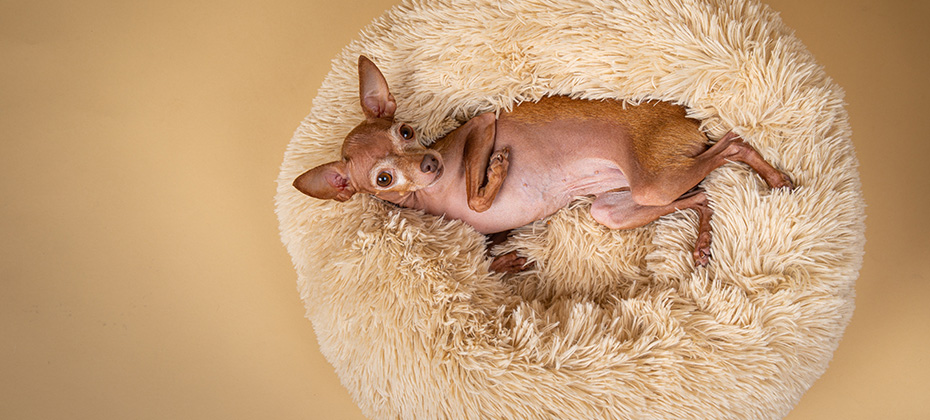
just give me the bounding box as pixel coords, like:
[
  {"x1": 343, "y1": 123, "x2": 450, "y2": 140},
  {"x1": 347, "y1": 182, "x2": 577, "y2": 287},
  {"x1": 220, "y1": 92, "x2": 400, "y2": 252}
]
[{"x1": 1, "y1": 0, "x2": 927, "y2": 419}]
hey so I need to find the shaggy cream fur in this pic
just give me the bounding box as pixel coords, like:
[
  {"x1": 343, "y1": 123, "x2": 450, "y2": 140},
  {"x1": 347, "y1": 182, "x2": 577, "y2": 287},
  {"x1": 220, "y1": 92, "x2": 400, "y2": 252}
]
[{"x1": 275, "y1": 0, "x2": 865, "y2": 418}]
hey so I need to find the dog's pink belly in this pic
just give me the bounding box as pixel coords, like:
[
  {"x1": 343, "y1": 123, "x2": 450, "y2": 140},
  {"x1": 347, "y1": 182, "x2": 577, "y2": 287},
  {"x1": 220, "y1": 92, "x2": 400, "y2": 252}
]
[
  {"x1": 443, "y1": 158, "x2": 629, "y2": 234},
  {"x1": 416, "y1": 106, "x2": 636, "y2": 233}
]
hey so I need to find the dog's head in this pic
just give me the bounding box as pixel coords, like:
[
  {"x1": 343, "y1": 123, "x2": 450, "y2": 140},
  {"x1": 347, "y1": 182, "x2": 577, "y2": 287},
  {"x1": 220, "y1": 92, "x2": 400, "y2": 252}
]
[{"x1": 293, "y1": 56, "x2": 443, "y2": 203}]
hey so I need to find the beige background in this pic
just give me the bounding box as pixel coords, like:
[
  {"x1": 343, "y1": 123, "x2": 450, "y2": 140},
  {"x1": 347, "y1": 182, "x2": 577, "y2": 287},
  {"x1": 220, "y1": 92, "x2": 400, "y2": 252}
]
[{"x1": 1, "y1": 0, "x2": 927, "y2": 418}]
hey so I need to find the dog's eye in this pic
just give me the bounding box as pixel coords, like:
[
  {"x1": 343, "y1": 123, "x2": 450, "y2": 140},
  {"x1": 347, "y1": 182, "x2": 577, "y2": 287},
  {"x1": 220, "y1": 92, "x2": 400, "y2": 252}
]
[
  {"x1": 399, "y1": 124, "x2": 415, "y2": 140},
  {"x1": 376, "y1": 171, "x2": 393, "y2": 187}
]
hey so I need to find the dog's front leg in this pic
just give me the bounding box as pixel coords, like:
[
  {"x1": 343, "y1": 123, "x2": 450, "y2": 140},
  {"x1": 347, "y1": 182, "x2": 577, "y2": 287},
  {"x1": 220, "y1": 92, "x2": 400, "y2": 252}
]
[{"x1": 462, "y1": 113, "x2": 509, "y2": 212}]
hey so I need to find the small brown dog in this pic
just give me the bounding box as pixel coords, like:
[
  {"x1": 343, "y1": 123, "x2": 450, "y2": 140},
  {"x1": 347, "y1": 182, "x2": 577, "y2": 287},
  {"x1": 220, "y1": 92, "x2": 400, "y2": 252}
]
[{"x1": 295, "y1": 56, "x2": 793, "y2": 270}]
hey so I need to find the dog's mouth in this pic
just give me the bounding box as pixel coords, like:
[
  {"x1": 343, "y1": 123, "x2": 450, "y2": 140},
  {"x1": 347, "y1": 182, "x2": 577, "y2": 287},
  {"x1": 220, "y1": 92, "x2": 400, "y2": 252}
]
[{"x1": 425, "y1": 164, "x2": 444, "y2": 187}]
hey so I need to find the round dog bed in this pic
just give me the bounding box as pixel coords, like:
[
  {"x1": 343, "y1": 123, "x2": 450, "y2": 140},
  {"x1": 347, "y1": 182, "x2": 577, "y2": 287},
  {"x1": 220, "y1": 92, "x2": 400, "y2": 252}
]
[{"x1": 275, "y1": 0, "x2": 865, "y2": 418}]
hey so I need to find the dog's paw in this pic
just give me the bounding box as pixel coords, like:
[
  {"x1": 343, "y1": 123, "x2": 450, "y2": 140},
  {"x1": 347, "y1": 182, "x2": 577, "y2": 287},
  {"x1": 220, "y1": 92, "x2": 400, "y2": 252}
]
[
  {"x1": 491, "y1": 147, "x2": 510, "y2": 163},
  {"x1": 693, "y1": 230, "x2": 712, "y2": 267},
  {"x1": 489, "y1": 147, "x2": 510, "y2": 174},
  {"x1": 490, "y1": 251, "x2": 532, "y2": 273},
  {"x1": 775, "y1": 172, "x2": 795, "y2": 191}
]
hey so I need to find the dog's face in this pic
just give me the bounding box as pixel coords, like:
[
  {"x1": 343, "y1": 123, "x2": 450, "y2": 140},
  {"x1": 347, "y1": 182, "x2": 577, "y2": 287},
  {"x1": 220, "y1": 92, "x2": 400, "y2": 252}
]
[
  {"x1": 339, "y1": 119, "x2": 444, "y2": 198},
  {"x1": 293, "y1": 56, "x2": 443, "y2": 203}
]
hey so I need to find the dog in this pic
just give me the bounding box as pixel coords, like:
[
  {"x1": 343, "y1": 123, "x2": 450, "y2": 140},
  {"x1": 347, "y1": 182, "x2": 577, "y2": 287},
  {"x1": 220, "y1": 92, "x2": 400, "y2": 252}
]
[{"x1": 294, "y1": 56, "x2": 793, "y2": 271}]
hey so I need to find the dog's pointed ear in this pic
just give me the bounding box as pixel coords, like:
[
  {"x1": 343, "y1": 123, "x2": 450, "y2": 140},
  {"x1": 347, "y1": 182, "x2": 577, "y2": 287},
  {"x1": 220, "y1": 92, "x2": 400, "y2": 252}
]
[
  {"x1": 358, "y1": 55, "x2": 396, "y2": 120},
  {"x1": 293, "y1": 161, "x2": 356, "y2": 202}
]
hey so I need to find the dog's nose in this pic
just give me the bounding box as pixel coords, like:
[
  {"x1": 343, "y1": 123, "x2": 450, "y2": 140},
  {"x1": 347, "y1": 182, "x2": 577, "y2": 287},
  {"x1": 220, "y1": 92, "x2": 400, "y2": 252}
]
[{"x1": 420, "y1": 154, "x2": 439, "y2": 173}]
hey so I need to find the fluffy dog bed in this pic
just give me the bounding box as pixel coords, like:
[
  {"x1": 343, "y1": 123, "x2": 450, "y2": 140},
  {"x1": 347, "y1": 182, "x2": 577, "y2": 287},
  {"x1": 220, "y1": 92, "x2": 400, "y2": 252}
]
[{"x1": 275, "y1": 0, "x2": 865, "y2": 418}]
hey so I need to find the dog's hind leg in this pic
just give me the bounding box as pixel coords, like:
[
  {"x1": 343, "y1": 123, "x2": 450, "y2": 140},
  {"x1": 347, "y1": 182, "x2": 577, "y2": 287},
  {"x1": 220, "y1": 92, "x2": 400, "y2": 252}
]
[
  {"x1": 591, "y1": 188, "x2": 714, "y2": 266},
  {"x1": 628, "y1": 132, "x2": 793, "y2": 207}
]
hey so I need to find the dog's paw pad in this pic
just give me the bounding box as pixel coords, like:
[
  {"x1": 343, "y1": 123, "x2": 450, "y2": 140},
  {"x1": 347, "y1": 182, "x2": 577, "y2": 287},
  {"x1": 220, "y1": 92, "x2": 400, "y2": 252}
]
[
  {"x1": 493, "y1": 147, "x2": 510, "y2": 161},
  {"x1": 488, "y1": 148, "x2": 510, "y2": 175}
]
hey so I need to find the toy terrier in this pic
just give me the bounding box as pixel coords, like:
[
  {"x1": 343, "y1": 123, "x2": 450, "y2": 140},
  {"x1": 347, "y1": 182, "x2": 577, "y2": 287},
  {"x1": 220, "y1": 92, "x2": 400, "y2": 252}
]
[{"x1": 294, "y1": 56, "x2": 793, "y2": 270}]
